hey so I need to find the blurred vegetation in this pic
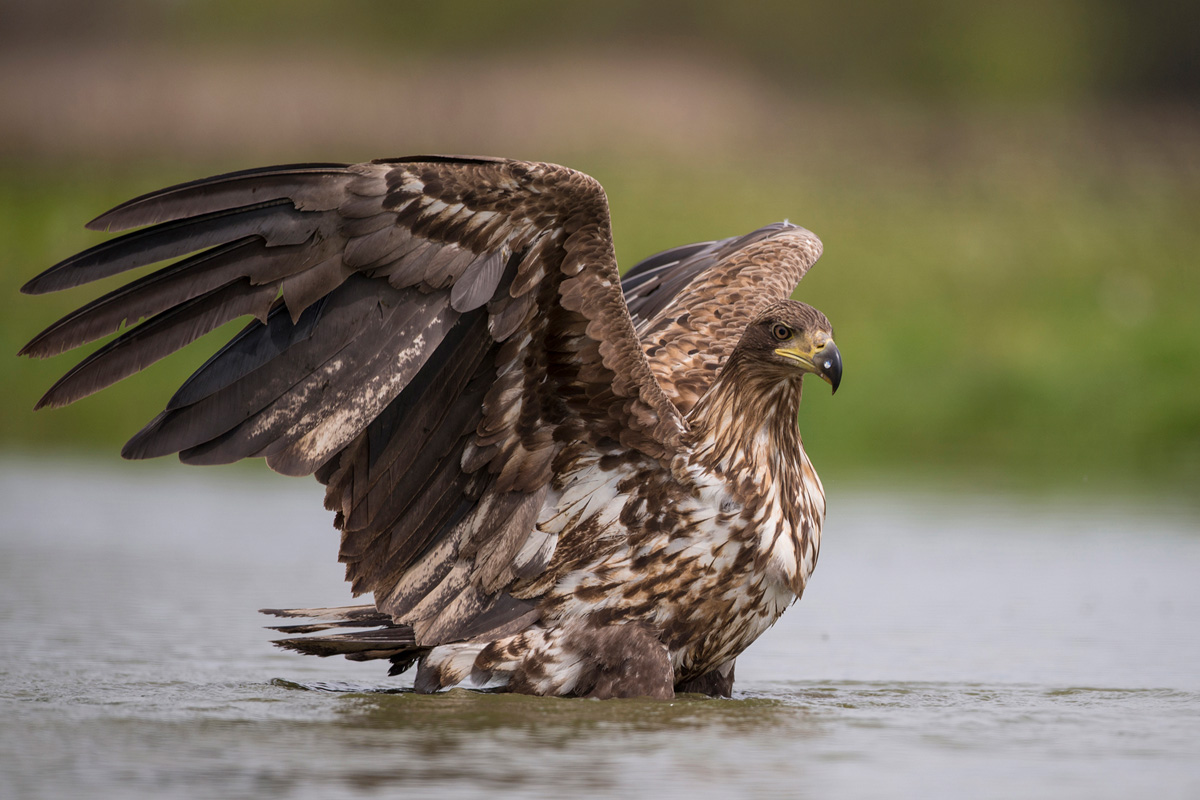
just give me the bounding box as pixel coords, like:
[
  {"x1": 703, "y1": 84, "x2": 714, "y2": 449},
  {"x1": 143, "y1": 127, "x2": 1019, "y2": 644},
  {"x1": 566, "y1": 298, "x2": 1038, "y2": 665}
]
[
  {"x1": 6, "y1": 0, "x2": 1199, "y2": 105},
  {"x1": 2, "y1": 1, "x2": 1198, "y2": 497}
]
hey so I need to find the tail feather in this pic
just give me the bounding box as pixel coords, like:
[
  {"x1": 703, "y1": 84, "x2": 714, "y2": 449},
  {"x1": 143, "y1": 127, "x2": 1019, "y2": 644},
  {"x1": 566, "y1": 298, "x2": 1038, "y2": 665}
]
[
  {"x1": 267, "y1": 619, "x2": 388, "y2": 634},
  {"x1": 260, "y1": 604, "x2": 383, "y2": 620},
  {"x1": 260, "y1": 605, "x2": 426, "y2": 675}
]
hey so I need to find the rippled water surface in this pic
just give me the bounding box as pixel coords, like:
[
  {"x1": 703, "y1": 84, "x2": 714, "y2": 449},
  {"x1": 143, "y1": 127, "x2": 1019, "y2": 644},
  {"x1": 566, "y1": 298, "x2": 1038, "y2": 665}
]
[{"x1": 2, "y1": 460, "x2": 1198, "y2": 799}]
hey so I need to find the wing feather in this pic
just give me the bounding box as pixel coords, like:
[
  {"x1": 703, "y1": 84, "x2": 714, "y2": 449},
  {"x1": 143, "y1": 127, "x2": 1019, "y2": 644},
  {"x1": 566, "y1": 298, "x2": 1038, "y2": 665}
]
[
  {"x1": 18, "y1": 238, "x2": 310, "y2": 358},
  {"x1": 34, "y1": 279, "x2": 277, "y2": 410},
  {"x1": 23, "y1": 201, "x2": 319, "y2": 294},
  {"x1": 85, "y1": 163, "x2": 352, "y2": 231}
]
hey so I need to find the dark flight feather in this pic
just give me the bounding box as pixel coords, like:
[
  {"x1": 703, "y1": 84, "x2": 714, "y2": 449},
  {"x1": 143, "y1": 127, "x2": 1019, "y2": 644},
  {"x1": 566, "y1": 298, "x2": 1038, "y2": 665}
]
[
  {"x1": 20, "y1": 238, "x2": 311, "y2": 359},
  {"x1": 86, "y1": 163, "x2": 351, "y2": 231},
  {"x1": 23, "y1": 201, "x2": 317, "y2": 295},
  {"x1": 166, "y1": 297, "x2": 328, "y2": 411},
  {"x1": 34, "y1": 279, "x2": 276, "y2": 409}
]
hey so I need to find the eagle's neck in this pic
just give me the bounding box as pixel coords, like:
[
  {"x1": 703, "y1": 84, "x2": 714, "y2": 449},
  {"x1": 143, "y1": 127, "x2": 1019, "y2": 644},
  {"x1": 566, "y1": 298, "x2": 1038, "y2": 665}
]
[
  {"x1": 685, "y1": 351, "x2": 803, "y2": 478},
  {"x1": 682, "y1": 350, "x2": 824, "y2": 595}
]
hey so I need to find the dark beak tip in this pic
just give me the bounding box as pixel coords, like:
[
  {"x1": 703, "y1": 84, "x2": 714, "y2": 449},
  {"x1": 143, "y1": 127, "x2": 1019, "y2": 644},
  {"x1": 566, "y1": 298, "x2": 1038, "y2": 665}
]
[{"x1": 819, "y1": 342, "x2": 842, "y2": 395}]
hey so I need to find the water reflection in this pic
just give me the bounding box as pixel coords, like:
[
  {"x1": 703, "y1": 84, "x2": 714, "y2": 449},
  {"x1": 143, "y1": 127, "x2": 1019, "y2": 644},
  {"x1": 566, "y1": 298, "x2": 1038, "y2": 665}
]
[{"x1": 323, "y1": 684, "x2": 798, "y2": 735}]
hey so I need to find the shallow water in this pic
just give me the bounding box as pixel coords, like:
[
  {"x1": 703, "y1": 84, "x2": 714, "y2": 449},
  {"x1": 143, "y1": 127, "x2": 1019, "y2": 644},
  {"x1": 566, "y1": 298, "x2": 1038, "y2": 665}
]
[{"x1": 1, "y1": 460, "x2": 1198, "y2": 799}]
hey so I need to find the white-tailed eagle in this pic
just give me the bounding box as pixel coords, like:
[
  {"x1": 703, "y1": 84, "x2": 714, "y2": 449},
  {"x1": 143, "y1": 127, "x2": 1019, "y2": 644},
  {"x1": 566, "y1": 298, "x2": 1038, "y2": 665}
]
[{"x1": 21, "y1": 156, "x2": 841, "y2": 698}]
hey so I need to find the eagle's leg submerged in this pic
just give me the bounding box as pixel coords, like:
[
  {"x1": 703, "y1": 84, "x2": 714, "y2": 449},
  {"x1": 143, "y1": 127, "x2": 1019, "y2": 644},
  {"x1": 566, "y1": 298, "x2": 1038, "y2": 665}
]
[{"x1": 675, "y1": 659, "x2": 736, "y2": 697}]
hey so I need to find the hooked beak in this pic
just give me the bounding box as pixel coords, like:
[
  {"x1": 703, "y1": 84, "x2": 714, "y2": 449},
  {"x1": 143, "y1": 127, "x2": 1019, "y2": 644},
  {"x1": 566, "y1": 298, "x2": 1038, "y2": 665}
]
[
  {"x1": 776, "y1": 339, "x2": 843, "y2": 394},
  {"x1": 814, "y1": 340, "x2": 842, "y2": 394}
]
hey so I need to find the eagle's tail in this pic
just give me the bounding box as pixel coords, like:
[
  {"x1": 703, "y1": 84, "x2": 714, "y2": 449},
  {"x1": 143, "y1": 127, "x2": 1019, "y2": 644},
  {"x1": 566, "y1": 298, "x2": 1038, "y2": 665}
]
[{"x1": 260, "y1": 605, "x2": 426, "y2": 677}]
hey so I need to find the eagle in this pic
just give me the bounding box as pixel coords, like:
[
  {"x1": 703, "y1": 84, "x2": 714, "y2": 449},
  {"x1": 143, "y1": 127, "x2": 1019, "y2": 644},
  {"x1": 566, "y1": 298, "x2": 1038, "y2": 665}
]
[{"x1": 20, "y1": 156, "x2": 841, "y2": 699}]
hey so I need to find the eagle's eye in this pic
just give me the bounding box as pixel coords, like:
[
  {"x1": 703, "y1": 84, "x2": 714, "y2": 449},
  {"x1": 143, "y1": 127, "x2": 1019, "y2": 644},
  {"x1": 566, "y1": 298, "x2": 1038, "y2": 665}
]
[{"x1": 771, "y1": 323, "x2": 791, "y2": 341}]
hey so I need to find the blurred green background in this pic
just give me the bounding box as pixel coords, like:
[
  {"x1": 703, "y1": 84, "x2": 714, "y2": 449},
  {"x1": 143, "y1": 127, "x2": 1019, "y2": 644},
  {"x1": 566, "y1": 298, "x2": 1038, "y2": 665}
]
[{"x1": 2, "y1": 0, "x2": 1197, "y2": 496}]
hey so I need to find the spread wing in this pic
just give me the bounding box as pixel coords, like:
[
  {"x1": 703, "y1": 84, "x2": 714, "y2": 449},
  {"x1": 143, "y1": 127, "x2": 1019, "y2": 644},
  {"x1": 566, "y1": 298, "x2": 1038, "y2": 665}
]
[
  {"x1": 621, "y1": 222, "x2": 824, "y2": 415},
  {"x1": 21, "y1": 156, "x2": 686, "y2": 644}
]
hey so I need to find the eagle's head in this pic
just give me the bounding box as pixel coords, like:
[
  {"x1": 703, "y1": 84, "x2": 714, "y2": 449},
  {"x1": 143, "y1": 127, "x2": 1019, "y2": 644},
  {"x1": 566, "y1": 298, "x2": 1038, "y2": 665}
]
[{"x1": 739, "y1": 300, "x2": 842, "y2": 393}]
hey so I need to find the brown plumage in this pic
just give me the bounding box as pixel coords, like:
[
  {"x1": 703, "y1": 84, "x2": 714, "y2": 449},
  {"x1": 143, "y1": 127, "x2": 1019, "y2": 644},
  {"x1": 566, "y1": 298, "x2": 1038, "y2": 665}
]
[{"x1": 21, "y1": 156, "x2": 842, "y2": 699}]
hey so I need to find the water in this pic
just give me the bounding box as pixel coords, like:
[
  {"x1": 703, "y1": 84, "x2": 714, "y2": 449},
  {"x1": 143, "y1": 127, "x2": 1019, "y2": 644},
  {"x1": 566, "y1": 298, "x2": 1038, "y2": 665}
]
[{"x1": 1, "y1": 460, "x2": 1198, "y2": 799}]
